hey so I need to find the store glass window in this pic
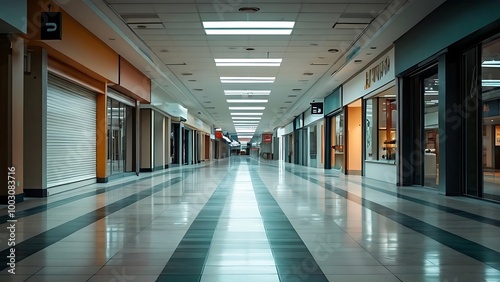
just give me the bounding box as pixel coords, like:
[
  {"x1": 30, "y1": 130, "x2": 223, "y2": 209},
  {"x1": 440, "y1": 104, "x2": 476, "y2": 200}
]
[
  {"x1": 364, "y1": 87, "x2": 397, "y2": 162},
  {"x1": 482, "y1": 34, "x2": 500, "y2": 201}
]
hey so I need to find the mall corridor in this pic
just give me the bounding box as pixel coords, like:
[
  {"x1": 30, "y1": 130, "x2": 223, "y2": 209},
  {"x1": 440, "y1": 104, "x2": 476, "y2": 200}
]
[{"x1": 1, "y1": 157, "x2": 500, "y2": 282}]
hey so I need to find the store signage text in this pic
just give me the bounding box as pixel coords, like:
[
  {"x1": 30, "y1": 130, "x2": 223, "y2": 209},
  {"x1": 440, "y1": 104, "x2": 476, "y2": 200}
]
[{"x1": 365, "y1": 56, "x2": 390, "y2": 90}]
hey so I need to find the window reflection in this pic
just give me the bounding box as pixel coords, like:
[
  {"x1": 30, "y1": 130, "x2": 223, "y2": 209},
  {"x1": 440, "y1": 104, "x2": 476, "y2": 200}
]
[{"x1": 482, "y1": 35, "x2": 500, "y2": 201}]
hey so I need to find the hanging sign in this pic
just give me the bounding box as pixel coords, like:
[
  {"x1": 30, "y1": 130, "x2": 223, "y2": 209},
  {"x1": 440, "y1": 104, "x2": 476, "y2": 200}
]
[
  {"x1": 311, "y1": 102, "x2": 323, "y2": 115},
  {"x1": 41, "y1": 12, "x2": 62, "y2": 40}
]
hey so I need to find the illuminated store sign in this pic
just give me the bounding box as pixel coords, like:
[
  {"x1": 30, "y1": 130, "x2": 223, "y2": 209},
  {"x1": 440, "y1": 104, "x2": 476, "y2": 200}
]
[{"x1": 365, "y1": 56, "x2": 390, "y2": 90}]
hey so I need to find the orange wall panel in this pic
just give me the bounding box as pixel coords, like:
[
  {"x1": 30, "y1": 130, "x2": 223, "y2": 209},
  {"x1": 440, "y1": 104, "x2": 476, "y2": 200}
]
[
  {"x1": 48, "y1": 58, "x2": 106, "y2": 94},
  {"x1": 116, "y1": 57, "x2": 151, "y2": 103},
  {"x1": 26, "y1": 0, "x2": 119, "y2": 84}
]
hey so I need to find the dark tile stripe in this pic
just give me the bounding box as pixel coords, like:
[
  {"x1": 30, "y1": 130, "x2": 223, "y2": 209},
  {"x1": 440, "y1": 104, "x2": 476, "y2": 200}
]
[
  {"x1": 248, "y1": 168, "x2": 329, "y2": 282},
  {"x1": 156, "y1": 170, "x2": 235, "y2": 282},
  {"x1": 289, "y1": 171, "x2": 500, "y2": 271},
  {"x1": 0, "y1": 168, "x2": 201, "y2": 224},
  {"x1": 0, "y1": 176, "x2": 187, "y2": 271},
  {"x1": 257, "y1": 159, "x2": 500, "y2": 229},
  {"x1": 347, "y1": 178, "x2": 500, "y2": 227}
]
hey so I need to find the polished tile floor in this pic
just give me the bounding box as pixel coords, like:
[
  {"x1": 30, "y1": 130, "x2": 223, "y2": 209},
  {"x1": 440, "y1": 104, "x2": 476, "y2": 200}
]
[{"x1": 1, "y1": 156, "x2": 500, "y2": 281}]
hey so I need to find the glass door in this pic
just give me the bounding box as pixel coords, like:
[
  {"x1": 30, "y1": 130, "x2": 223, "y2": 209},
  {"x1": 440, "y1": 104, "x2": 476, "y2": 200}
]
[
  {"x1": 481, "y1": 35, "x2": 500, "y2": 201},
  {"x1": 107, "y1": 97, "x2": 129, "y2": 176},
  {"x1": 423, "y1": 72, "x2": 440, "y2": 188}
]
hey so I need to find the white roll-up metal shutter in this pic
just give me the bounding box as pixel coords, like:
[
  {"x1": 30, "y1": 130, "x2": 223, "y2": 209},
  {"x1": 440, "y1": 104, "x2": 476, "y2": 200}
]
[{"x1": 47, "y1": 74, "x2": 96, "y2": 187}]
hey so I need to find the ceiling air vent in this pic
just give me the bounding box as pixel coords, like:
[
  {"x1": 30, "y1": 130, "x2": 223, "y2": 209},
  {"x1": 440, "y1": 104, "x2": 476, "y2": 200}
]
[
  {"x1": 239, "y1": 7, "x2": 260, "y2": 13},
  {"x1": 333, "y1": 13, "x2": 373, "y2": 29},
  {"x1": 122, "y1": 13, "x2": 164, "y2": 29}
]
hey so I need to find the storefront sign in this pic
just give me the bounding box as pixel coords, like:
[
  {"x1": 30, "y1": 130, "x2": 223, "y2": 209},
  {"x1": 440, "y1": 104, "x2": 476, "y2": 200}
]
[
  {"x1": 215, "y1": 131, "x2": 222, "y2": 139},
  {"x1": 311, "y1": 102, "x2": 323, "y2": 114},
  {"x1": 41, "y1": 12, "x2": 62, "y2": 40},
  {"x1": 343, "y1": 48, "x2": 395, "y2": 106},
  {"x1": 365, "y1": 56, "x2": 390, "y2": 90},
  {"x1": 262, "y1": 133, "x2": 273, "y2": 143}
]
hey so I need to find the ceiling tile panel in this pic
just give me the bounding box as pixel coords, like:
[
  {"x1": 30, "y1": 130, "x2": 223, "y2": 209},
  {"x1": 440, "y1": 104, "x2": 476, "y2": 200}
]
[
  {"x1": 158, "y1": 13, "x2": 200, "y2": 22},
  {"x1": 198, "y1": 13, "x2": 298, "y2": 21},
  {"x1": 345, "y1": 4, "x2": 389, "y2": 14},
  {"x1": 110, "y1": 4, "x2": 155, "y2": 14},
  {"x1": 300, "y1": 4, "x2": 348, "y2": 13},
  {"x1": 153, "y1": 4, "x2": 198, "y2": 13},
  {"x1": 197, "y1": 3, "x2": 301, "y2": 13}
]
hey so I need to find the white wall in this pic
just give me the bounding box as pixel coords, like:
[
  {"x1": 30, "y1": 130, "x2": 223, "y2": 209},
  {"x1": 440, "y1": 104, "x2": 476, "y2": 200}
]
[
  {"x1": 365, "y1": 162, "x2": 397, "y2": 184},
  {"x1": 284, "y1": 122, "x2": 294, "y2": 135}
]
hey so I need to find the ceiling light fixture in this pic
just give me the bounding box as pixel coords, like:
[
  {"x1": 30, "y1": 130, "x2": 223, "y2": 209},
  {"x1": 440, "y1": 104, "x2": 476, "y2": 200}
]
[
  {"x1": 230, "y1": 112, "x2": 263, "y2": 116},
  {"x1": 205, "y1": 29, "x2": 292, "y2": 35},
  {"x1": 227, "y1": 99, "x2": 268, "y2": 103},
  {"x1": 232, "y1": 117, "x2": 262, "y2": 120},
  {"x1": 215, "y1": 58, "x2": 282, "y2": 67},
  {"x1": 221, "y1": 77, "x2": 275, "y2": 83},
  {"x1": 482, "y1": 60, "x2": 500, "y2": 68},
  {"x1": 203, "y1": 21, "x2": 294, "y2": 35},
  {"x1": 482, "y1": 80, "x2": 500, "y2": 87},
  {"x1": 224, "y1": 90, "x2": 271, "y2": 96},
  {"x1": 229, "y1": 107, "x2": 265, "y2": 110}
]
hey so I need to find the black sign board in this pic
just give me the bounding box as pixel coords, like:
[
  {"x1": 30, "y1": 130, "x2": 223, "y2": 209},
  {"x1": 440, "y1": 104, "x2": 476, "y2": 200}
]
[
  {"x1": 311, "y1": 102, "x2": 323, "y2": 115},
  {"x1": 41, "y1": 12, "x2": 62, "y2": 40}
]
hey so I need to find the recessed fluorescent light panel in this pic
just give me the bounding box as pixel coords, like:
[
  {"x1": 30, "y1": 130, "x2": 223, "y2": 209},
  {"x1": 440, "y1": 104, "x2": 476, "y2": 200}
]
[
  {"x1": 215, "y1": 58, "x2": 282, "y2": 67},
  {"x1": 230, "y1": 112, "x2": 263, "y2": 116},
  {"x1": 228, "y1": 107, "x2": 265, "y2": 110},
  {"x1": 236, "y1": 129, "x2": 256, "y2": 133},
  {"x1": 227, "y1": 99, "x2": 268, "y2": 103},
  {"x1": 483, "y1": 80, "x2": 500, "y2": 87},
  {"x1": 232, "y1": 117, "x2": 262, "y2": 120},
  {"x1": 203, "y1": 21, "x2": 294, "y2": 35},
  {"x1": 237, "y1": 136, "x2": 254, "y2": 138},
  {"x1": 234, "y1": 124, "x2": 259, "y2": 127},
  {"x1": 224, "y1": 90, "x2": 271, "y2": 96},
  {"x1": 221, "y1": 77, "x2": 275, "y2": 83},
  {"x1": 482, "y1": 61, "x2": 500, "y2": 68}
]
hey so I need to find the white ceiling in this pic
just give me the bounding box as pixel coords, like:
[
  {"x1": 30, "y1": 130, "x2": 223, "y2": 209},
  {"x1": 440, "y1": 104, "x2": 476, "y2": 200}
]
[{"x1": 57, "y1": 0, "x2": 445, "y2": 141}]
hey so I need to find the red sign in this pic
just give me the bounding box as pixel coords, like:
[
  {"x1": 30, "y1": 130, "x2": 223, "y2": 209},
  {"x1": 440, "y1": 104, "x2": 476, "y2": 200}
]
[
  {"x1": 215, "y1": 131, "x2": 223, "y2": 139},
  {"x1": 263, "y1": 133, "x2": 272, "y2": 143}
]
